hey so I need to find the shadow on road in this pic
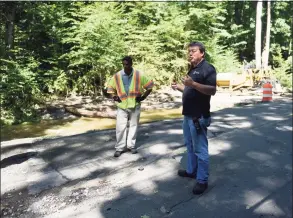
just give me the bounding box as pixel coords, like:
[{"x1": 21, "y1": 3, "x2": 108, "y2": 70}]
[
  {"x1": 0, "y1": 98, "x2": 292, "y2": 218},
  {"x1": 1, "y1": 152, "x2": 38, "y2": 168}
]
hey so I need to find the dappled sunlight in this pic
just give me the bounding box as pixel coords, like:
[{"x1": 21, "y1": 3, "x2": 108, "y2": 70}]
[
  {"x1": 276, "y1": 125, "x2": 292, "y2": 131},
  {"x1": 98, "y1": 135, "x2": 113, "y2": 142},
  {"x1": 225, "y1": 114, "x2": 237, "y2": 117},
  {"x1": 244, "y1": 189, "x2": 270, "y2": 208},
  {"x1": 27, "y1": 170, "x2": 68, "y2": 195},
  {"x1": 246, "y1": 151, "x2": 272, "y2": 161},
  {"x1": 152, "y1": 130, "x2": 167, "y2": 134},
  {"x1": 245, "y1": 188, "x2": 287, "y2": 217},
  {"x1": 231, "y1": 121, "x2": 252, "y2": 128},
  {"x1": 249, "y1": 129, "x2": 263, "y2": 136},
  {"x1": 196, "y1": 192, "x2": 220, "y2": 209},
  {"x1": 30, "y1": 195, "x2": 65, "y2": 216},
  {"x1": 225, "y1": 161, "x2": 241, "y2": 170},
  {"x1": 210, "y1": 123, "x2": 234, "y2": 129},
  {"x1": 147, "y1": 129, "x2": 182, "y2": 135},
  {"x1": 257, "y1": 112, "x2": 280, "y2": 116},
  {"x1": 220, "y1": 116, "x2": 247, "y2": 121},
  {"x1": 253, "y1": 199, "x2": 286, "y2": 217},
  {"x1": 166, "y1": 129, "x2": 182, "y2": 134},
  {"x1": 132, "y1": 181, "x2": 158, "y2": 195},
  {"x1": 268, "y1": 106, "x2": 278, "y2": 110},
  {"x1": 258, "y1": 159, "x2": 279, "y2": 169},
  {"x1": 269, "y1": 148, "x2": 283, "y2": 155},
  {"x1": 262, "y1": 116, "x2": 287, "y2": 121},
  {"x1": 209, "y1": 141, "x2": 232, "y2": 156},
  {"x1": 59, "y1": 166, "x2": 93, "y2": 181},
  {"x1": 68, "y1": 142, "x2": 86, "y2": 148},
  {"x1": 148, "y1": 144, "x2": 169, "y2": 155},
  {"x1": 284, "y1": 164, "x2": 292, "y2": 171},
  {"x1": 1, "y1": 180, "x2": 28, "y2": 196},
  {"x1": 1, "y1": 97, "x2": 291, "y2": 217},
  {"x1": 256, "y1": 177, "x2": 286, "y2": 190}
]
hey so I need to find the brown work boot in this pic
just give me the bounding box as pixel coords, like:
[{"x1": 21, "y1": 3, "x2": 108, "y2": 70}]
[{"x1": 177, "y1": 169, "x2": 196, "y2": 179}]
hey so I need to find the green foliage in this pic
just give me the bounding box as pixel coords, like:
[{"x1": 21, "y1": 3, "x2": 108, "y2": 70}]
[
  {"x1": 209, "y1": 46, "x2": 242, "y2": 73},
  {"x1": 1, "y1": 1, "x2": 291, "y2": 124},
  {"x1": 0, "y1": 60, "x2": 42, "y2": 125},
  {"x1": 272, "y1": 54, "x2": 292, "y2": 89},
  {"x1": 61, "y1": 3, "x2": 126, "y2": 95}
]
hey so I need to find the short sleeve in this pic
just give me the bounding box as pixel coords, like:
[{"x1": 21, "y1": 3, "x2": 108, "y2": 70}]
[
  {"x1": 106, "y1": 76, "x2": 116, "y2": 94},
  {"x1": 204, "y1": 65, "x2": 217, "y2": 86},
  {"x1": 140, "y1": 72, "x2": 154, "y2": 90}
]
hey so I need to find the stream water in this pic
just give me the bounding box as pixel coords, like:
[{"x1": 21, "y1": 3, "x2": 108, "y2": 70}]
[{"x1": 1, "y1": 107, "x2": 182, "y2": 141}]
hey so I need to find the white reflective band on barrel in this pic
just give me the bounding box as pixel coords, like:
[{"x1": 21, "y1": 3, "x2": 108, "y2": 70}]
[
  {"x1": 263, "y1": 94, "x2": 272, "y2": 97},
  {"x1": 263, "y1": 88, "x2": 272, "y2": 91}
]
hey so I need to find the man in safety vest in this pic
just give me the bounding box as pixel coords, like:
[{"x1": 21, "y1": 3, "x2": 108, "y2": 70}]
[{"x1": 107, "y1": 56, "x2": 154, "y2": 157}]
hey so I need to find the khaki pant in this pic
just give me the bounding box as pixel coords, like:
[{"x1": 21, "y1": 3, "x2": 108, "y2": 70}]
[{"x1": 115, "y1": 105, "x2": 141, "y2": 151}]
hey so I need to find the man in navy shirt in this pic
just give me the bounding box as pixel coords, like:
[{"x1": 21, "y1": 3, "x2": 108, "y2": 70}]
[{"x1": 171, "y1": 42, "x2": 217, "y2": 195}]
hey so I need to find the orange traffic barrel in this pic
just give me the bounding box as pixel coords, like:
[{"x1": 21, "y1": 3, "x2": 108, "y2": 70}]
[{"x1": 262, "y1": 82, "x2": 273, "y2": 102}]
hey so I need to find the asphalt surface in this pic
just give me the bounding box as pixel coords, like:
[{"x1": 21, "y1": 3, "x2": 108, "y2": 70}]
[{"x1": 1, "y1": 97, "x2": 292, "y2": 218}]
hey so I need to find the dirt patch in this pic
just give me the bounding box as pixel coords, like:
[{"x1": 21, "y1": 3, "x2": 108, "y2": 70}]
[{"x1": 41, "y1": 87, "x2": 182, "y2": 120}]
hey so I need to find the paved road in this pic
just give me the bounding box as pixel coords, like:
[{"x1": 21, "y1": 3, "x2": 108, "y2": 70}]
[{"x1": 1, "y1": 97, "x2": 292, "y2": 218}]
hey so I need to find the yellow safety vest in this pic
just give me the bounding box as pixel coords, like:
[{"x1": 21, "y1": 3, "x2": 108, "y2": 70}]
[{"x1": 107, "y1": 69, "x2": 154, "y2": 109}]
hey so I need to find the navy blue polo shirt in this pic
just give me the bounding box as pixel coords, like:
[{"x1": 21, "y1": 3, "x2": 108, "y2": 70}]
[{"x1": 182, "y1": 59, "x2": 217, "y2": 118}]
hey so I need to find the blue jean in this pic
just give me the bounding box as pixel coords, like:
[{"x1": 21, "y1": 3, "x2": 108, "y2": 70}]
[{"x1": 183, "y1": 116, "x2": 211, "y2": 184}]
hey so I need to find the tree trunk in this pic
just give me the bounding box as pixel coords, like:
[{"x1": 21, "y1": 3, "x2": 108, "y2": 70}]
[
  {"x1": 99, "y1": 70, "x2": 103, "y2": 96},
  {"x1": 262, "y1": 1, "x2": 271, "y2": 69},
  {"x1": 234, "y1": 2, "x2": 243, "y2": 25},
  {"x1": 289, "y1": 14, "x2": 293, "y2": 75},
  {"x1": 64, "y1": 106, "x2": 116, "y2": 119},
  {"x1": 255, "y1": 0, "x2": 262, "y2": 69},
  {"x1": 5, "y1": 2, "x2": 16, "y2": 51}
]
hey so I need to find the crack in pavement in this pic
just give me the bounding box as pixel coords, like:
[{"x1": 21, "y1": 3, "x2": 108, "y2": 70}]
[{"x1": 164, "y1": 184, "x2": 218, "y2": 216}]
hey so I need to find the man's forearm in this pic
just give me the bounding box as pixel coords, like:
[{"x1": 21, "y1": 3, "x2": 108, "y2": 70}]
[
  {"x1": 142, "y1": 89, "x2": 152, "y2": 98},
  {"x1": 192, "y1": 82, "x2": 216, "y2": 96}
]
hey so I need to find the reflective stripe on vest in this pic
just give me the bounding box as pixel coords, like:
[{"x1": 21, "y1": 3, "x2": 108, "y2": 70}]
[
  {"x1": 128, "y1": 70, "x2": 141, "y2": 97},
  {"x1": 114, "y1": 73, "x2": 128, "y2": 100}
]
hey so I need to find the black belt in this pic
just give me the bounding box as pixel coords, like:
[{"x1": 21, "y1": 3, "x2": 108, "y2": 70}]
[{"x1": 193, "y1": 114, "x2": 210, "y2": 120}]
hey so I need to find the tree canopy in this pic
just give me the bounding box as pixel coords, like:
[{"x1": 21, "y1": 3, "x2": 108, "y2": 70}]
[{"x1": 1, "y1": 1, "x2": 292, "y2": 124}]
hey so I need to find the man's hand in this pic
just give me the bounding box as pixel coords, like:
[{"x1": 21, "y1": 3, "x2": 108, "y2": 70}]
[
  {"x1": 112, "y1": 96, "x2": 122, "y2": 102},
  {"x1": 181, "y1": 75, "x2": 216, "y2": 95},
  {"x1": 171, "y1": 81, "x2": 184, "y2": 92},
  {"x1": 171, "y1": 82, "x2": 178, "y2": 90},
  {"x1": 135, "y1": 96, "x2": 146, "y2": 103},
  {"x1": 181, "y1": 75, "x2": 194, "y2": 87}
]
